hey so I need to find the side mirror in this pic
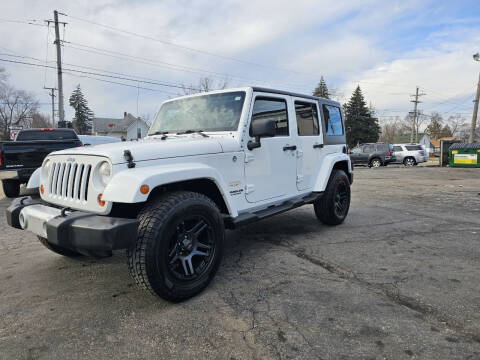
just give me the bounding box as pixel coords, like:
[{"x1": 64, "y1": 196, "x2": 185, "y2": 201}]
[{"x1": 247, "y1": 118, "x2": 275, "y2": 150}]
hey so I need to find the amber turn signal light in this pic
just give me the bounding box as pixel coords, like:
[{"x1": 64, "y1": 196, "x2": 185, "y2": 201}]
[
  {"x1": 40, "y1": 184, "x2": 44, "y2": 194},
  {"x1": 140, "y1": 184, "x2": 150, "y2": 194},
  {"x1": 97, "y1": 193, "x2": 106, "y2": 207}
]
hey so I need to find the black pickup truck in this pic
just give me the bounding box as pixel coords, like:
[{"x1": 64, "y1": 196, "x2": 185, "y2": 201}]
[{"x1": 0, "y1": 128, "x2": 82, "y2": 197}]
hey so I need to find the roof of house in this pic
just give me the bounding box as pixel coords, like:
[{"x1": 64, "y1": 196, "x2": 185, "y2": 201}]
[
  {"x1": 430, "y1": 137, "x2": 460, "y2": 148},
  {"x1": 94, "y1": 113, "x2": 147, "y2": 133}
]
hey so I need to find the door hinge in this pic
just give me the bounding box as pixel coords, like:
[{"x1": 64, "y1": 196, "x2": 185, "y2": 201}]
[
  {"x1": 296, "y1": 175, "x2": 304, "y2": 183},
  {"x1": 245, "y1": 184, "x2": 255, "y2": 194},
  {"x1": 297, "y1": 149, "x2": 303, "y2": 158},
  {"x1": 244, "y1": 153, "x2": 255, "y2": 163}
]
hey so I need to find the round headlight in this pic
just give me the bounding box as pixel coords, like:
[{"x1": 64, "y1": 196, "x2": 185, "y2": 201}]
[{"x1": 98, "y1": 161, "x2": 112, "y2": 186}]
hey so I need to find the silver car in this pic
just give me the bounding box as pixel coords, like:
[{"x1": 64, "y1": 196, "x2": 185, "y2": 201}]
[{"x1": 392, "y1": 144, "x2": 428, "y2": 166}]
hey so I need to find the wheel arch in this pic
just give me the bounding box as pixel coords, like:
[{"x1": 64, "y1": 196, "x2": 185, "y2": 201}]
[
  {"x1": 102, "y1": 163, "x2": 236, "y2": 216},
  {"x1": 313, "y1": 153, "x2": 352, "y2": 192}
]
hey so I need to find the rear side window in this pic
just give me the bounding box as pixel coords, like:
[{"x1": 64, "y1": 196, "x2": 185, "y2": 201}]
[
  {"x1": 295, "y1": 101, "x2": 319, "y2": 136},
  {"x1": 363, "y1": 145, "x2": 374, "y2": 153},
  {"x1": 376, "y1": 143, "x2": 388, "y2": 151},
  {"x1": 251, "y1": 97, "x2": 289, "y2": 136},
  {"x1": 16, "y1": 130, "x2": 78, "y2": 141},
  {"x1": 406, "y1": 145, "x2": 422, "y2": 151},
  {"x1": 393, "y1": 146, "x2": 403, "y2": 152},
  {"x1": 322, "y1": 105, "x2": 343, "y2": 136}
]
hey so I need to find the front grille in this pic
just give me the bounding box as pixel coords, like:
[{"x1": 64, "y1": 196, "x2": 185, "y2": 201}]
[{"x1": 48, "y1": 161, "x2": 92, "y2": 201}]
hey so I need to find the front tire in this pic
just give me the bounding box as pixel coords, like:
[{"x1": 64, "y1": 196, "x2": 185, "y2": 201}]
[
  {"x1": 127, "y1": 191, "x2": 224, "y2": 302},
  {"x1": 314, "y1": 169, "x2": 351, "y2": 225},
  {"x1": 2, "y1": 179, "x2": 20, "y2": 198},
  {"x1": 37, "y1": 236, "x2": 83, "y2": 257}
]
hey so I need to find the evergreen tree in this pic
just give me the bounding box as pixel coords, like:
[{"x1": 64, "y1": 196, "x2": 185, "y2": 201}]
[
  {"x1": 69, "y1": 85, "x2": 93, "y2": 134},
  {"x1": 313, "y1": 76, "x2": 330, "y2": 99},
  {"x1": 344, "y1": 86, "x2": 380, "y2": 147}
]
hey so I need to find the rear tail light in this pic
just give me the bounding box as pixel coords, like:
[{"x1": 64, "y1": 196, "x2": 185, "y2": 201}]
[
  {"x1": 0, "y1": 149, "x2": 3, "y2": 167},
  {"x1": 419, "y1": 151, "x2": 425, "y2": 155},
  {"x1": 387, "y1": 150, "x2": 391, "y2": 156}
]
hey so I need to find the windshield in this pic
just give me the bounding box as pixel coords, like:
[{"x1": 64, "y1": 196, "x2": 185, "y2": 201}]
[{"x1": 149, "y1": 91, "x2": 246, "y2": 134}]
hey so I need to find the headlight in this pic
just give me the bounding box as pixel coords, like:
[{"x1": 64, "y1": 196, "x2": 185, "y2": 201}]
[{"x1": 98, "y1": 161, "x2": 112, "y2": 186}]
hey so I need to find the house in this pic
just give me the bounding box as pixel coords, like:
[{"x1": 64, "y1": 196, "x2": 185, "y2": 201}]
[
  {"x1": 93, "y1": 112, "x2": 150, "y2": 140},
  {"x1": 419, "y1": 134, "x2": 434, "y2": 155}
]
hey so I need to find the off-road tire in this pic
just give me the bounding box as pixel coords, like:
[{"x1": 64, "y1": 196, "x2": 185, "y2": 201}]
[
  {"x1": 127, "y1": 191, "x2": 225, "y2": 302},
  {"x1": 369, "y1": 158, "x2": 382, "y2": 168},
  {"x1": 314, "y1": 169, "x2": 351, "y2": 225},
  {"x1": 2, "y1": 179, "x2": 20, "y2": 198},
  {"x1": 37, "y1": 236, "x2": 83, "y2": 257}
]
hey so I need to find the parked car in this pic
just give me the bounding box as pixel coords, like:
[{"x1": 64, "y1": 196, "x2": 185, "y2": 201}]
[
  {"x1": 78, "y1": 135, "x2": 121, "y2": 146},
  {"x1": 349, "y1": 142, "x2": 394, "y2": 167},
  {"x1": 0, "y1": 128, "x2": 82, "y2": 197},
  {"x1": 7, "y1": 87, "x2": 353, "y2": 302},
  {"x1": 392, "y1": 144, "x2": 428, "y2": 166}
]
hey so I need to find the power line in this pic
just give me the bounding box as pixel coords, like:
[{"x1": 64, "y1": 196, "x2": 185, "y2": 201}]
[
  {"x1": 62, "y1": 13, "x2": 320, "y2": 78},
  {"x1": 0, "y1": 57, "x2": 201, "y2": 91}
]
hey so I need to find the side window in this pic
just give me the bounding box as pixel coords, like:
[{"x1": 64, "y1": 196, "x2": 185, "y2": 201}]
[
  {"x1": 295, "y1": 101, "x2": 319, "y2": 136},
  {"x1": 363, "y1": 145, "x2": 374, "y2": 153},
  {"x1": 322, "y1": 105, "x2": 343, "y2": 136},
  {"x1": 393, "y1": 146, "x2": 403, "y2": 152},
  {"x1": 351, "y1": 147, "x2": 361, "y2": 154},
  {"x1": 251, "y1": 97, "x2": 289, "y2": 136}
]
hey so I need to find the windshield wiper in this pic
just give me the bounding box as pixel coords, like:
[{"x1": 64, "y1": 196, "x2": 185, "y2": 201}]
[{"x1": 176, "y1": 129, "x2": 209, "y2": 137}]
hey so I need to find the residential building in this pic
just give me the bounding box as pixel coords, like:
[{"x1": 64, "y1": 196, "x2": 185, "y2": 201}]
[{"x1": 93, "y1": 112, "x2": 149, "y2": 140}]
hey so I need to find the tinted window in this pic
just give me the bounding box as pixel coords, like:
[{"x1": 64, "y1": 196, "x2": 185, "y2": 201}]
[
  {"x1": 393, "y1": 146, "x2": 403, "y2": 152},
  {"x1": 295, "y1": 101, "x2": 319, "y2": 136},
  {"x1": 406, "y1": 145, "x2": 422, "y2": 151},
  {"x1": 363, "y1": 145, "x2": 374, "y2": 153},
  {"x1": 251, "y1": 97, "x2": 289, "y2": 136},
  {"x1": 16, "y1": 129, "x2": 78, "y2": 141},
  {"x1": 376, "y1": 143, "x2": 388, "y2": 151},
  {"x1": 322, "y1": 105, "x2": 343, "y2": 136}
]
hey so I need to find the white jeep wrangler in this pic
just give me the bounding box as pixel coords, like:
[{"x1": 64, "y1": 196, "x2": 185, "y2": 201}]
[{"x1": 7, "y1": 87, "x2": 353, "y2": 302}]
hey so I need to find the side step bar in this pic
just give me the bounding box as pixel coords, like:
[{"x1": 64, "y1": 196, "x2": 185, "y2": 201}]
[{"x1": 224, "y1": 192, "x2": 323, "y2": 229}]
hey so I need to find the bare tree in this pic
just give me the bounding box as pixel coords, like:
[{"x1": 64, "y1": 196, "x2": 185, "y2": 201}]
[
  {"x1": 379, "y1": 116, "x2": 401, "y2": 143},
  {"x1": 31, "y1": 112, "x2": 51, "y2": 128},
  {"x1": 181, "y1": 77, "x2": 229, "y2": 95},
  {"x1": 0, "y1": 84, "x2": 39, "y2": 140},
  {"x1": 446, "y1": 114, "x2": 466, "y2": 137}
]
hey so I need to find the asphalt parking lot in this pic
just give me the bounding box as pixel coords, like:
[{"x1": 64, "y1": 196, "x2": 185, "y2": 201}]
[{"x1": 0, "y1": 166, "x2": 479, "y2": 359}]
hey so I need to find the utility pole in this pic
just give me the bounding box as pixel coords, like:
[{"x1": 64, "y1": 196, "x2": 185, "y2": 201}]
[
  {"x1": 44, "y1": 87, "x2": 56, "y2": 127},
  {"x1": 469, "y1": 72, "x2": 480, "y2": 143},
  {"x1": 410, "y1": 87, "x2": 425, "y2": 143},
  {"x1": 53, "y1": 11, "x2": 65, "y2": 125}
]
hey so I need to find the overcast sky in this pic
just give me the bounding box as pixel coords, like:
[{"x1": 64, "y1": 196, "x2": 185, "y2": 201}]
[{"x1": 1, "y1": 0, "x2": 480, "y2": 124}]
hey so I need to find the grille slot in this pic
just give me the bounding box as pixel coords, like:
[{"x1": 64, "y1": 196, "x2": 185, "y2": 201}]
[{"x1": 48, "y1": 161, "x2": 92, "y2": 200}]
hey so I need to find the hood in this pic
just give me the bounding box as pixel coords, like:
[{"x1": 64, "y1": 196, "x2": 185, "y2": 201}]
[{"x1": 49, "y1": 135, "x2": 240, "y2": 164}]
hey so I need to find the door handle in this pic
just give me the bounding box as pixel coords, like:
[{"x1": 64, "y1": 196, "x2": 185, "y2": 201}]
[
  {"x1": 283, "y1": 145, "x2": 297, "y2": 151},
  {"x1": 313, "y1": 144, "x2": 324, "y2": 149}
]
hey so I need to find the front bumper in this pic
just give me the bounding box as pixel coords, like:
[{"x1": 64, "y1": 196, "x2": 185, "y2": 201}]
[{"x1": 6, "y1": 196, "x2": 138, "y2": 255}]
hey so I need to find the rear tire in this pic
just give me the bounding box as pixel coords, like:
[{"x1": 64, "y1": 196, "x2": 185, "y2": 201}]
[
  {"x1": 127, "y1": 191, "x2": 224, "y2": 302},
  {"x1": 369, "y1": 158, "x2": 382, "y2": 168},
  {"x1": 2, "y1": 179, "x2": 20, "y2": 198},
  {"x1": 37, "y1": 236, "x2": 83, "y2": 257},
  {"x1": 314, "y1": 169, "x2": 351, "y2": 225},
  {"x1": 404, "y1": 157, "x2": 416, "y2": 167}
]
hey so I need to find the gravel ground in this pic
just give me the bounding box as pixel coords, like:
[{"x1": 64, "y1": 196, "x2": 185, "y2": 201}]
[{"x1": 0, "y1": 166, "x2": 479, "y2": 359}]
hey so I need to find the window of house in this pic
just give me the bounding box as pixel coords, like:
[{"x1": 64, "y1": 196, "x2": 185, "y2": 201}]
[
  {"x1": 251, "y1": 97, "x2": 289, "y2": 136},
  {"x1": 322, "y1": 105, "x2": 343, "y2": 136},
  {"x1": 295, "y1": 101, "x2": 319, "y2": 136}
]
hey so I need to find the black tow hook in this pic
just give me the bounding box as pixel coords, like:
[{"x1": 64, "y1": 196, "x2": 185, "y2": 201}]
[{"x1": 124, "y1": 150, "x2": 136, "y2": 168}]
